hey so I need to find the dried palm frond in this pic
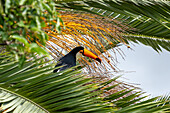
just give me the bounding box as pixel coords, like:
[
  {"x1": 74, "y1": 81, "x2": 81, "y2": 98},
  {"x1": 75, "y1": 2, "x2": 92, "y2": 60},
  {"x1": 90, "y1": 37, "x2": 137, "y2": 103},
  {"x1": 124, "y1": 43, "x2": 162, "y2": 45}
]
[{"x1": 39, "y1": 11, "x2": 131, "y2": 75}]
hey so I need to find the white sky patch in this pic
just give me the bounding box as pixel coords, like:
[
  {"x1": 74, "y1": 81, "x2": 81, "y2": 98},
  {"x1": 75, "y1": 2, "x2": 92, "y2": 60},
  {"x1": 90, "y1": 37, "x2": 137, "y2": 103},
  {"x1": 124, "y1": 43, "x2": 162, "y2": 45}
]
[{"x1": 117, "y1": 43, "x2": 170, "y2": 97}]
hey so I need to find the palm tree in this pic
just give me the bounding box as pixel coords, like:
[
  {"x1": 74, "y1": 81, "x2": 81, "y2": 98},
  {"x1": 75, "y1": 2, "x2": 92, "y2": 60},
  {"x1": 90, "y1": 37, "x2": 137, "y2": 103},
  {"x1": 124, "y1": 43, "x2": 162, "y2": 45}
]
[
  {"x1": 42, "y1": 0, "x2": 170, "y2": 75},
  {"x1": 54, "y1": 0, "x2": 170, "y2": 52},
  {"x1": 0, "y1": 53, "x2": 169, "y2": 112},
  {"x1": 0, "y1": 0, "x2": 170, "y2": 112}
]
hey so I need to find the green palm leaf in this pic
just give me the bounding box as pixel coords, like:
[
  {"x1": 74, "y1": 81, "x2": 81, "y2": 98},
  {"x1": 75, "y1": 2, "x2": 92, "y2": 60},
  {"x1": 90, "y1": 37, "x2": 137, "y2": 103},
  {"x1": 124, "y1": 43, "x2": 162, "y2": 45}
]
[
  {"x1": 0, "y1": 53, "x2": 170, "y2": 112},
  {"x1": 55, "y1": 0, "x2": 170, "y2": 52},
  {"x1": 0, "y1": 54, "x2": 111, "y2": 113},
  {"x1": 56, "y1": 0, "x2": 169, "y2": 29},
  {"x1": 115, "y1": 97, "x2": 170, "y2": 113}
]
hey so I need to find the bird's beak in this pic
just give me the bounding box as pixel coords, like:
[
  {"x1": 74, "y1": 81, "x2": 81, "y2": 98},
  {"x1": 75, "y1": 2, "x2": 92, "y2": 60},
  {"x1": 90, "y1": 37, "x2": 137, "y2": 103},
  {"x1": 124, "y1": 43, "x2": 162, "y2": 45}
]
[{"x1": 80, "y1": 49, "x2": 101, "y2": 63}]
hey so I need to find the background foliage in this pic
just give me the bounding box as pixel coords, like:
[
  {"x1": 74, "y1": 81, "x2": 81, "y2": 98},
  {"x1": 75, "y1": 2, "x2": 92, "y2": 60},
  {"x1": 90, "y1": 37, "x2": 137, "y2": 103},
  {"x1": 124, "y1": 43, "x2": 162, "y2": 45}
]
[{"x1": 0, "y1": 0, "x2": 64, "y2": 66}]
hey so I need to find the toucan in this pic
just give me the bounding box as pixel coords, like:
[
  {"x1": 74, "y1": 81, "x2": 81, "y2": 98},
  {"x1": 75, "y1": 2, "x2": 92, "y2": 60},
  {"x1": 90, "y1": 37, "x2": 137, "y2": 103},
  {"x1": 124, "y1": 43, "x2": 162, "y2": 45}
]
[{"x1": 53, "y1": 46, "x2": 101, "y2": 73}]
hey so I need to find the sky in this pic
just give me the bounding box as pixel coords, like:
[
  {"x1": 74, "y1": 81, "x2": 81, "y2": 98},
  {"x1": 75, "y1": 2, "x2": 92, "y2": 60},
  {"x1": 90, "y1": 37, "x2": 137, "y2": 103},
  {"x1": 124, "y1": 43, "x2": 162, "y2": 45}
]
[{"x1": 116, "y1": 43, "x2": 170, "y2": 97}]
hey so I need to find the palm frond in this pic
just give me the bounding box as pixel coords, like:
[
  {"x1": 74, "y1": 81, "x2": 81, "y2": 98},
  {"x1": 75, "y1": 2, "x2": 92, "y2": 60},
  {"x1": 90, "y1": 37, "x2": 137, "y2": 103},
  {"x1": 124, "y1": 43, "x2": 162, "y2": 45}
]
[
  {"x1": 0, "y1": 54, "x2": 111, "y2": 113},
  {"x1": 55, "y1": 0, "x2": 170, "y2": 52},
  {"x1": 56, "y1": 0, "x2": 170, "y2": 29},
  {"x1": 115, "y1": 96, "x2": 170, "y2": 113},
  {"x1": 123, "y1": 33, "x2": 170, "y2": 52},
  {"x1": 41, "y1": 12, "x2": 128, "y2": 74},
  {"x1": 0, "y1": 53, "x2": 170, "y2": 112},
  {"x1": 0, "y1": 88, "x2": 48, "y2": 113}
]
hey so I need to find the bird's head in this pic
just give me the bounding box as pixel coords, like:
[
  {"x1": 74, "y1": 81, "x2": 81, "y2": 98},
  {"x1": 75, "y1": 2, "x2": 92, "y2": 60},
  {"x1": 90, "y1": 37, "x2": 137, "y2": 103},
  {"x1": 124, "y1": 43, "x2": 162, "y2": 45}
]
[{"x1": 77, "y1": 46, "x2": 101, "y2": 63}]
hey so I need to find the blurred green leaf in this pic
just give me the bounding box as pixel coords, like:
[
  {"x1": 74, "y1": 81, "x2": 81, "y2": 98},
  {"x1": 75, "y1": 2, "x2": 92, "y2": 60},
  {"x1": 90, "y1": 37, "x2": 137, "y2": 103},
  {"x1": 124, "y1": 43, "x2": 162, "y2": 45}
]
[
  {"x1": 42, "y1": 2, "x2": 52, "y2": 15},
  {"x1": 11, "y1": 35, "x2": 29, "y2": 47},
  {"x1": 22, "y1": 7, "x2": 28, "y2": 20},
  {"x1": 40, "y1": 32, "x2": 46, "y2": 46},
  {"x1": 0, "y1": 0, "x2": 4, "y2": 14},
  {"x1": 30, "y1": 27, "x2": 41, "y2": 32},
  {"x1": 0, "y1": 15, "x2": 4, "y2": 24},
  {"x1": 35, "y1": 16, "x2": 41, "y2": 30},
  {"x1": 56, "y1": 17, "x2": 61, "y2": 33},
  {"x1": 2, "y1": 32, "x2": 8, "y2": 40},
  {"x1": 18, "y1": 21, "x2": 25, "y2": 27},
  {"x1": 30, "y1": 20, "x2": 37, "y2": 28},
  {"x1": 59, "y1": 16, "x2": 65, "y2": 29},
  {"x1": 41, "y1": 21, "x2": 46, "y2": 28},
  {"x1": 19, "y1": 0, "x2": 27, "y2": 5},
  {"x1": 30, "y1": 43, "x2": 49, "y2": 57},
  {"x1": 45, "y1": 33, "x2": 49, "y2": 40},
  {"x1": 19, "y1": 54, "x2": 26, "y2": 67},
  {"x1": 5, "y1": 0, "x2": 11, "y2": 13}
]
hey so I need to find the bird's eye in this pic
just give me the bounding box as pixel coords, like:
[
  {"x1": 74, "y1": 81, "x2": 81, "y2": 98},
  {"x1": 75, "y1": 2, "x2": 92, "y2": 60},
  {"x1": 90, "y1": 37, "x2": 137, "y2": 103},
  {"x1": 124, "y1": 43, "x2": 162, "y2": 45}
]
[{"x1": 80, "y1": 50, "x2": 83, "y2": 53}]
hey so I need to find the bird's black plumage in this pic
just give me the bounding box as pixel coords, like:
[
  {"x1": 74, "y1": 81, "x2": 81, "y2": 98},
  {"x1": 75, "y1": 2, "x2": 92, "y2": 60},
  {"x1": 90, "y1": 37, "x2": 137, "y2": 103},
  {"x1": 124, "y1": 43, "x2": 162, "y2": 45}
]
[{"x1": 53, "y1": 46, "x2": 84, "y2": 73}]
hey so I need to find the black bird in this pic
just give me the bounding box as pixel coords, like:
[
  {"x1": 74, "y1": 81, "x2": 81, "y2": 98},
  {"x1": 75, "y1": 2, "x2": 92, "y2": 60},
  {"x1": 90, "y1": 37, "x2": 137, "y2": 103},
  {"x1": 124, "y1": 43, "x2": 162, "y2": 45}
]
[{"x1": 53, "y1": 46, "x2": 101, "y2": 73}]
